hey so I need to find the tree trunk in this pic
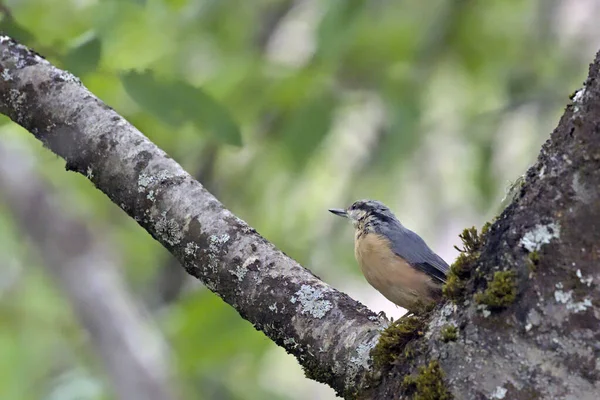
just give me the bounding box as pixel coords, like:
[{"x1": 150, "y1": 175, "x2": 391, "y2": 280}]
[{"x1": 0, "y1": 35, "x2": 598, "y2": 399}]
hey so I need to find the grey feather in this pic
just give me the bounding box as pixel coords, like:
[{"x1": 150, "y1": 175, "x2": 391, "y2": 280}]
[{"x1": 377, "y1": 221, "x2": 449, "y2": 284}]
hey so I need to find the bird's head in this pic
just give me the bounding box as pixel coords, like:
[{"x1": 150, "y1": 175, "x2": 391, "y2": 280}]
[{"x1": 329, "y1": 199, "x2": 397, "y2": 231}]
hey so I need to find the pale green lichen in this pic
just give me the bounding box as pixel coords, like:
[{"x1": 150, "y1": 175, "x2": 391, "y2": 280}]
[
  {"x1": 520, "y1": 222, "x2": 560, "y2": 252},
  {"x1": 184, "y1": 242, "x2": 199, "y2": 256},
  {"x1": 243, "y1": 256, "x2": 258, "y2": 269},
  {"x1": 51, "y1": 68, "x2": 81, "y2": 84},
  {"x1": 230, "y1": 265, "x2": 248, "y2": 281},
  {"x1": 554, "y1": 284, "x2": 593, "y2": 313},
  {"x1": 576, "y1": 269, "x2": 594, "y2": 286},
  {"x1": 350, "y1": 336, "x2": 378, "y2": 370},
  {"x1": 425, "y1": 303, "x2": 456, "y2": 340},
  {"x1": 571, "y1": 87, "x2": 586, "y2": 113},
  {"x1": 491, "y1": 386, "x2": 508, "y2": 399},
  {"x1": 233, "y1": 257, "x2": 259, "y2": 282},
  {"x1": 479, "y1": 306, "x2": 491, "y2": 318},
  {"x1": 346, "y1": 335, "x2": 379, "y2": 390},
  {"x1": 204, "y1": 233, "x2": 230, "y2": 273},
  {"x1": 209, "y1": 234, "x2": 229, "y2": 247},
  {"x1": 291, "y1": 285, "x2": 332, "y2": 319},
  {"x1": 155, "y1": 211, "x2": 183, "y2": 245},
  {"x1": 138, "y1": 171, "x2": 173, "y2": 193},
  {"x1": 572, "y1": 172, "x2": 594, "y2": 205},
  {"x1": 9, "y1": 88, "x2": 26, "y2": 121},
  {"x1": 1, "y1": 69, "x2": 12, "y2": 81}
]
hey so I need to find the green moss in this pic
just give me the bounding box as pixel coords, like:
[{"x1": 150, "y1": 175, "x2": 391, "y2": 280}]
[
  {"x1": 444, "y1": 224, "x2": 490, "y2": 301},
  {"x1": 474, "y1": 270, "x2": 517, "y2": 310},
  {"x1": 455, "y1": 226, "x2": 482, "y2": 254},
  {"x1": 440, "y1": 325, "x2": 457, "y2": 342},
  {"x1": 371, "y1": 316, "x2": 424, "y2": 368},
  {"x1": 528, "y1": 251, "x2": 540, "y2": 272},
  {"x1": 402, "y1": 361, "x2": 453, "y2": 400},
  {"x1": 412, "y1": 299, "x2": 437, "y2": 316},
  {"x1": 449, "y1": 252, "x2": 474, "y2": 278},
  {"x1": 481, "y1": 221, "x2": 492, "y2": 236},
  {"x1": 443, "y1": 252, "x2": 474, "y2": 300},
  {"x1": 403, "y1": 345, "x2": 416, "y2": 360}
]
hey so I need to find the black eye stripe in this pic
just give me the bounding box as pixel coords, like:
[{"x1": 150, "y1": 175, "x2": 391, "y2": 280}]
[
  {"x1": 351, "y1": 202, "x2": 371, "y2": 211},
  {"x1": 349, "y1": 200, "x2": 393, "y2": 220}
]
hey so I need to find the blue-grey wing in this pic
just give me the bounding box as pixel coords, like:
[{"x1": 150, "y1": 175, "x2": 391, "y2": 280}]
[{"x1": 381, "y1": 224, "x2": 449, "y2": 283}]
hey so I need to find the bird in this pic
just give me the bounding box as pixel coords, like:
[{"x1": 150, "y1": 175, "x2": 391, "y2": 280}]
[{"x1": 329, "y1": 199, "x2": 449, "y2": 313}]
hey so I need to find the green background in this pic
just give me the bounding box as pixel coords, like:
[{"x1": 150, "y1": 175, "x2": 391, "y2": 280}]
[{"x1": 0, "y1": 0, "x2": 590, "y2": 398}]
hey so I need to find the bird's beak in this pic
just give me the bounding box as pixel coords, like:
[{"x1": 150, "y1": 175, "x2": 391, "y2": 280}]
[{"x1": 329, "y1": 208, "x2": 348, "y2": 218}]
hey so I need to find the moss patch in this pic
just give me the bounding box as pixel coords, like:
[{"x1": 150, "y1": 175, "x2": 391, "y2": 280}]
[
  {"x1": 474, "y1": 270, "x2": 517, "y2": 310},
  {"x1": 412, "y1": 299, "x2": 437, "y2": 316},
  {"x1": 371, "y1": 316, "x2": 425, "y2": 368},
  {"x1": 456, "y1": 226, "x2": 484, "y2": 253},
  {"x1": 444, "y1": 225, "x2": 489, "y2": 301},
  {"x1": 402, "y1": 361, "x2": 453, "y2": 400},
  {"x1": 440, "y1": 325, "x2": 457, "y2": 342},
  {"x1": 481, "y1": 221, "x2": 492, "y2": 236},
  {"x1": 528, "y1": 251, "x2": 540, "y2": 272},
  {"x1": 442, "y1": 262, "x2": 465, "y2": 302}
]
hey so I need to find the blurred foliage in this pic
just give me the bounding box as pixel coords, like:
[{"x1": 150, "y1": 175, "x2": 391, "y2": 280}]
[
  {"x1": 0, "y1": 0, "x2": 591, "y2": 399},
  {"x1": 121, "y1": 71, "x2": 242, "y2": 145}
]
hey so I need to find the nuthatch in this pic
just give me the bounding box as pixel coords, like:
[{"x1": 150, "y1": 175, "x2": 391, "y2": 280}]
[{"x1": 329, "y1": 199, "x2": 449, "y2": 312}]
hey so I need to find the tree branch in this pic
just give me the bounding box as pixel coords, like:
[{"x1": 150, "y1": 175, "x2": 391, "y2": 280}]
[{"x1": 0, "y1": 36, "x2": 384, "y2": 397}]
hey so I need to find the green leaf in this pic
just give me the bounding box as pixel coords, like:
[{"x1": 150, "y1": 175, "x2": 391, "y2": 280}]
[
  {"x1": 0, "y1": 16, "x2": 36, "y2": 45},
  {"x1": 63, "y1": 34, "x2": 102, "y2": 77},
  {"x1": 121, "y1": 71, "x2": 242, "y2": 146},
  {"x1": 280, "y1": 93, "x2": 335, "y2": 168},
  {"x1": 315, "y1": 0, "x2": 364, "y2": 62}
]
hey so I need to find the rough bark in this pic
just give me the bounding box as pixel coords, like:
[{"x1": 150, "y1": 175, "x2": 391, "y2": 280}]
[{"x1": 0, "y1": 35, "x2": 598, "y2": 399}]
